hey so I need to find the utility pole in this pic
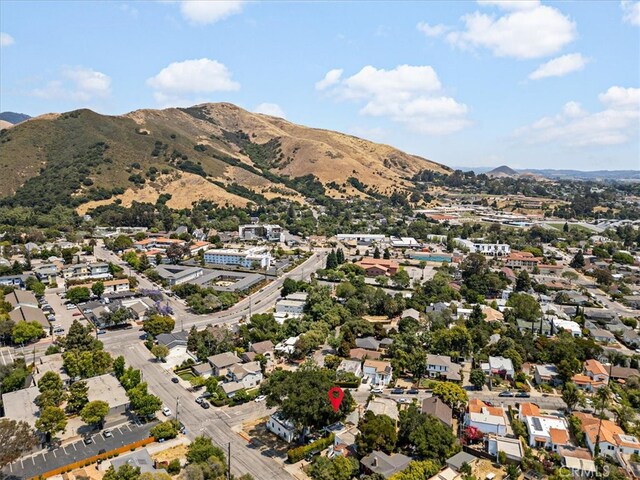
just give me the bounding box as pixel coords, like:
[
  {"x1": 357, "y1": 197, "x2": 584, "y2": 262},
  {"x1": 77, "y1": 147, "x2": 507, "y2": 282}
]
[
  {"x1": 227, "y1": 442, "x2": 231, "y2": 480},
  {"x1": 175, "y1": 396, "x2": 180, "y2": 423}
]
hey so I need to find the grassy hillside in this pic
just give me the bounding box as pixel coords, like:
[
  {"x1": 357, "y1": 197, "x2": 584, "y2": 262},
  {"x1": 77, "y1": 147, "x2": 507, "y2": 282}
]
[{"x1": 0, "y1": 103, "x2": 449, "y2": 211}]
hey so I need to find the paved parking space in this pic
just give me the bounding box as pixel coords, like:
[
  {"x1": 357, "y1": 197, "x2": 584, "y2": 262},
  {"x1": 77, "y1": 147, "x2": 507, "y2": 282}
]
[
  {"x1": 45, "y1": 291, "x2": 90, "y2": 337},
  {"x1": 0, "y1": 346, "x2": 15, "y2": 366},
  {"x1": 3, "y1": 421, "x2": 159, "y2": 480}
]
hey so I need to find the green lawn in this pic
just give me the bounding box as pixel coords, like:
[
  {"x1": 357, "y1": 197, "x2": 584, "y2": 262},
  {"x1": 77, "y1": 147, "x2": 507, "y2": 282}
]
[{"x1": 178, "y1": 371, "x2": 195, "y2": 382}]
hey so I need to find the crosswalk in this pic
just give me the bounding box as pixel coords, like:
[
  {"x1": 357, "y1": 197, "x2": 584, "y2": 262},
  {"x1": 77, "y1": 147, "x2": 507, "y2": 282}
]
[{"x1": 0, "y1": 346, "x2": 15, "y2": 366}]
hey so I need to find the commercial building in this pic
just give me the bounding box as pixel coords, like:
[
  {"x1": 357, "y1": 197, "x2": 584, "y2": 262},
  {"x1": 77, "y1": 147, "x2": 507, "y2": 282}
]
[
  {"x1": 155, "y1": 265, "x2": 204, "y2": 286},
  {"x1": 336, "y1": 234, "x2": 386, "y2": 245},
  {"x1": 204, "y1": 247, "x2": 271, "y2": 269},
  {"x1": 1, "y1": 386, "x2": 40, "y2": 428},
  {"x1": 355, "y1": 258, "x2": 399, "y2": 277},
  {"x1": 455, "y1": 239, "x2": 511, "y2": 256},
  {"x1": 85, "y1": 374, "x2": 130, "y2": 416},
  {"x1": 239, "y1": 224, "x2": 283, "y2": 242}
]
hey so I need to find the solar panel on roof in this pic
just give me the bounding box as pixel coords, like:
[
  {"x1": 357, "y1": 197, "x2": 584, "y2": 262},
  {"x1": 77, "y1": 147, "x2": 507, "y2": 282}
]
[{"x1": 532, "y1": 417, "x2": 542, "y2": 432}]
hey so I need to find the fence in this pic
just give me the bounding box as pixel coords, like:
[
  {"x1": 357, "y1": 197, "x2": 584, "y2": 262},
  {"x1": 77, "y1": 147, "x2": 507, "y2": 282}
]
[{"x1": 35, "y1": 436, "x2": 155, "y2": 479}]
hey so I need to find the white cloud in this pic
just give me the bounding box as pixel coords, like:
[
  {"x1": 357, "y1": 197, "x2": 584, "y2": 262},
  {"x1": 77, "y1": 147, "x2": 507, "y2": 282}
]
[
  {"x1": 147, "y1": 58, "x2": 239, "y2": 105},
  {"x1": 318, "y1": 64, "x2": 470, "y2": 135},
  {"x1": 254, "y1": 103, "x2": 286, "y2": 118},
  {"x1": 180, "y1": 1, "x2": 244, "y2": 25},
  {"x1": 621, "y1": 1, "x2": 640, "y2": 25},
  {"x1": 32, "y1": 67, "x2": 111, "y2": 101},
  {"x1": 315, "y1": 69, "x2": 343, "y2": 91},
  {"x1": 446, "y1": 3, "x2": 576, "y2": 59},
  {"x1": 516, "y1": 86, "x2": 640, "y2": 147},
  {"x1": 528, "y1": 53, "x2": 589, "y2": 80},
  {"x1": 416, "y1": 22, "x2": 449, "y2": 37},
  {"x1": 476, "y1": 0, "x2": 540, "y2": 11},
  {"x1": 0, "y1": 32, "x2": 15, "y2": 47}
]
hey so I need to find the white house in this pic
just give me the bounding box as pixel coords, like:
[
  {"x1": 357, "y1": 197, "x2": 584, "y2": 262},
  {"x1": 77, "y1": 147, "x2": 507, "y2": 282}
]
[
  {"x1": 483, "y1": 356, "x2": 515, "y2": 379},
  {"x1": 267, "y1": 412, "x2": 296, "y2": 443},
  {"x1": 552, "y1": 318, "x2": 582, "y2": 337},
  {"x1": 426, "y1": 354, "x2": 462, "y2": 381},
  {"x1": 520, "y1": 403, "x2": 570, "y2": 450},
  {"x1": 337, "y1": 359, "x2": 363, "y2": 378},
  {"x1": 275, "y1": 336, "x2": 299, "y2": 356},
  {"x1": 466, "y1": 399, "x2": 507, "y2": 436},
  {"x1": 275, "y1": 299, "x2": 306, "y2": 317},
  {"x1": 226, "y1": 361, "x2": 263, "y2": 390},
  {"x1": 362, "y1": 359, "x2": 393, "y2": 386}
]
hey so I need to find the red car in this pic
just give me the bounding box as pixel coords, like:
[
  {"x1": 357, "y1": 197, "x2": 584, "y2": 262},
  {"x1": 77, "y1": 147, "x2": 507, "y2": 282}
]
[{"x1": 72, "y1": 312, "x2": 82, "y2": 316}]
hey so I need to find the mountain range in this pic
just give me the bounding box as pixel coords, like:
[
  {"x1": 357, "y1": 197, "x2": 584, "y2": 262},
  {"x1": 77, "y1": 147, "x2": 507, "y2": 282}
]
[
  {"x1": 457, "y1": 165, "x2": 640, "y2": 181},
  {"x1": 0, "y1": 103, "x2": 448, "y2": 212}
]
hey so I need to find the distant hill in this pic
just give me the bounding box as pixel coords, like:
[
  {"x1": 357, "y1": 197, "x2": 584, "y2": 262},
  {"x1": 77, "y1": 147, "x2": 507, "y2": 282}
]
[
  {"x1": 0, "y1": 112, "x2": 31, "y2": 125},
  {"x1": 487, "y1": 165, "x2": 518, "y2": 177},
  {"x1": 455, "y1": 165, "x2": 639, "y2": 181},
  {"x1": 0, "y1": 103, "x2": 449, "y2": 212}
]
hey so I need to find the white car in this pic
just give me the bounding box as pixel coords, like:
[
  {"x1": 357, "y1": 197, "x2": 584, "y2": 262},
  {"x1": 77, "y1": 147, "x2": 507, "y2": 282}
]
[
  {"x1": 254, "y1": 395, "x2": 267, "y2": 403},
  {"x1": 162, "y1": 407, "x2": 172, "y2": 417},
  {"x1": 371, "y1": 387, "x2": 384, "y2": 394}
]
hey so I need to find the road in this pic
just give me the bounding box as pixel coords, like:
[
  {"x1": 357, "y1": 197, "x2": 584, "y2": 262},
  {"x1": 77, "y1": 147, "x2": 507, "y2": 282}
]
[{"x1": 122, "y1": 343, "x2": 293, "y2": 480}]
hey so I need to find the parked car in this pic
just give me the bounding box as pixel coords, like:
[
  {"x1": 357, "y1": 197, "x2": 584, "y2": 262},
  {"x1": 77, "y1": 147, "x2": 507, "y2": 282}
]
[
  {"x1": 390, "y1": 388, "x2": 404, "y2": 394},
  {"x1": 83, "y1": 437, "x2": 93, "y2": 445},
  {"x1": 98, "y1": 449, "x2": 107, "y2": 455},
  {"x1": 407, "y1": 388, "x2": 419, "y2": 394},
  {"x1": 171, "y1": 377, "x2": 180, "y2": 384},
  {"x1": 516, "y1": 391, "x2": 530, "y2": 398},
  {"x1": 162, "y1": 407, "x2": 172, "y2": 416},
  {"x1": 72, "y1": 312, "x2": 82, "y2": 316},
  {"x1": 97, "y1": 330, "x2": 106, "y2": 335},
  {"x1": 103, "y1": 430, "x2": 112, "y2": 438},
  {"x1": 200, "y1": 402, "x2": 210, "y2": 409},
  {"x1": 254, "y1": 395, "x2": 267, "y2": 402},
  {"x1": 398, "y1": 398, "x2": 409, "y2": 404},
  {"x1": 498, "y1": 391, "x2": 515, "y2": 397},
  {"x1": 195, "y1": 397, "x2": 204, "y2": 404},
  {"x1": 371, "y1": 387, "x2": 384, "y2": 394}
]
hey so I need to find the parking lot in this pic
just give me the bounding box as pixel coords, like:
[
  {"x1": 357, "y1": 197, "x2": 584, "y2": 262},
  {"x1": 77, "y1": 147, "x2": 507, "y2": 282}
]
[
  {"x1": 44, "y1": 291, "x2": 90, "y2": 338},
  {"x1": 3, "y1": 421, "x2": 159, "y2": 480}
]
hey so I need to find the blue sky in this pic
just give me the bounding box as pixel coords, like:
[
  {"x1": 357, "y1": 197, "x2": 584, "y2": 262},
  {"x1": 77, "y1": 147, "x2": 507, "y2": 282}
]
[{"x1": 1, "y1": 0, "x2": 639, "y2": 170}]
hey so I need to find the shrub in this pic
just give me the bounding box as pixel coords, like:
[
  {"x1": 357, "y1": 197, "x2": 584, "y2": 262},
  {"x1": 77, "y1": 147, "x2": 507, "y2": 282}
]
[
  {"x1": 167, "y1": 459, "x2": 181, "y2": 474},
  {"x1": 287, "y1": 434, "x2": 334, "y2": 464}
]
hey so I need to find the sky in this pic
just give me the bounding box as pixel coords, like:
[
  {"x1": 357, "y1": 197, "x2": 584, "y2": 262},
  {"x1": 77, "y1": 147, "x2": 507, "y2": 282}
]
[{"x1": 1, "y1": 0, "x2": 639, "y2": 171}]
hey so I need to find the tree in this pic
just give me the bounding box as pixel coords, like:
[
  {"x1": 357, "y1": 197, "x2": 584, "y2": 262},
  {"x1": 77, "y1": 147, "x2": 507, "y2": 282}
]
[
  {"x1": 323, "y1": 354, "x2": 342, "y2": 370},
  {"x1": 0, "y1": 419, "x2": 37, "y2": 468},
  {"x1": 150, "y1": 420, "x2": 179, "y2": 440},
  {"x1": 336, "y1": 248, "x2": 345, "y2": 265},
  {"x1": 593, "y1": 268, "x2": 613, "y2": 286},
  {"x1": 66, "y1": 380, "x2": 89, "y2": 414},
  {"x1": 166, "y1": 243, "x2": 187, "y2": 264},
  {"x1": 62, "y1": 319, "x2": 96, "y2": 351},
  {"x1": 570, "y1": 250, "x2": 585, "y2": 269},
  {"x1": 515, "y1": 270, "x2": 531, "y2": 292},
  {"x1": 26, "y1": 277, "x2": 46, "y2": 297},
  {"x1": 383, "y1": 248, "x2": 391, "y2": 260},
  {"x1": 81, "y1": 400, "x2": 110, "y2": 428},
  {"x1": 561, "y1": 382, "x2": 582, "y2": 412},
  {"x1": 112, "y1": 235, "x2": 134, "y2": 252},
  {"x1": 309, "y1": 456, "x2": 359, "y2": 480},
  {"x1": 506, "y1": 292, "x2": 541, "y2": 323},
  {"x1": 120, "y1": 366, "x2": 142, "y2": 391},
  {"x1": 103, "y1": 464, "x2": 141, "y2": 480},
  {"x1": 391, "y1": 269, "x2": 411, "y2": 289},
  {"x1": 35, "y1": 406, "x2": 67, "y2": 442},
  {"x1": 66, "y1": 287, "x2": 91, "y2": 305},
  {"x1": 326, "y1": 250, "x2": 338, "y2": 270},
  {"x1": 143, "y1": 314, "x2": 175, "y2": 336},
  {"x1": 36, "y1": 371, "x2": 65, "y2": 407},
  {"x1": 373, "y1": 247, "x2": 381, "y2": 259},
  {"x1": 12, "y1": 321, "x2": 44, "y2": 344},
  {"x1": 186, "y1": 435, "x2": 226, "y2": 464},
  {"x1": 388, "y1": 460, "x2": 440, "y2": 480},
  {"x1": 263, "y1": 363, "x2": 352, "y2": 439},
  {"x1": 113, "y1": 355, "x2": 126, "y2": 380},
  {"x1": 398, "y1": 405, "x2": 459, "y2": 460},
  {"x1": 91, "y1": 281, "x2": 105, "y2": 297},
  {"x1": 563, "y1": 222, "x2": 569, "y2": 233},
  {"x1": 432, "y1": 382, "x2": 468, "y2": 411},
  {"x1": 356, "y1": 411, "x2": 397, "y2": 455},
  {"x1": 469, "y1": 369, "x2": 486, "y2": 391},
  {"x1": 127, "y1": 383, "x2": 162, "y2": 418},
  {"x1": 151, "y1": 344, "x2": 170, "y2": 362},
  {"x1": 562, "y1": 271, "x2": 578, "y2": 285}
]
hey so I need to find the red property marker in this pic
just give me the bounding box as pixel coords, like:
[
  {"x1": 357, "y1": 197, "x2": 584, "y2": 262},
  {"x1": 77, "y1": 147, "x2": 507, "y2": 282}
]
[{"x1": 328, "y1": 386, "x2": 344, "y2": 412}]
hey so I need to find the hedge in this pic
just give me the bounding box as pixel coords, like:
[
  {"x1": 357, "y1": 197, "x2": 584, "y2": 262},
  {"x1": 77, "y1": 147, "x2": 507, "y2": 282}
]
[
  {"x1": 287, "y1": 433, "x2": 334, "y2": 463},
  {"x1": 335, "y1": 381, "x2": 360, "y2": 389}
]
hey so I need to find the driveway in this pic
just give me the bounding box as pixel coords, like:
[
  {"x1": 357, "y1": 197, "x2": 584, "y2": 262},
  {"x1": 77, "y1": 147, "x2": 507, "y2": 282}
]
[{"x1": 3, "y1": 421, "x2": 158, "y2": 480}]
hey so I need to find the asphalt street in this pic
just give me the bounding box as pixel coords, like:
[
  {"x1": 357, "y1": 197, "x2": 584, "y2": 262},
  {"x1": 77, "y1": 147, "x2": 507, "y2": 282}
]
[
  {"x1": 120, "y1": 342, "x2": 293, "y2": 480},
  {"x1": 3, "y1": 421, "x2": 158, "y2": 480}
]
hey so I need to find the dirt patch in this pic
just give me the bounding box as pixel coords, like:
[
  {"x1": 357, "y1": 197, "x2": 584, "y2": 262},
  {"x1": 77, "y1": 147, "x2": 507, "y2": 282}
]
[
  {"x1": 77, "y1": 172, "x2": 248, "y2": 215},
  {"x1": 474, "y1": 459, "x2": 507, "y2": 480},
  {"x1": 66, "y1": 465, "x2": 103, "y2": 480},
  {"x1": 151, "y1": 444, "x2": 189, "y2": 464},
  {"x1": 242, "y1": 416, "x2": 292, "y2": 459}
]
